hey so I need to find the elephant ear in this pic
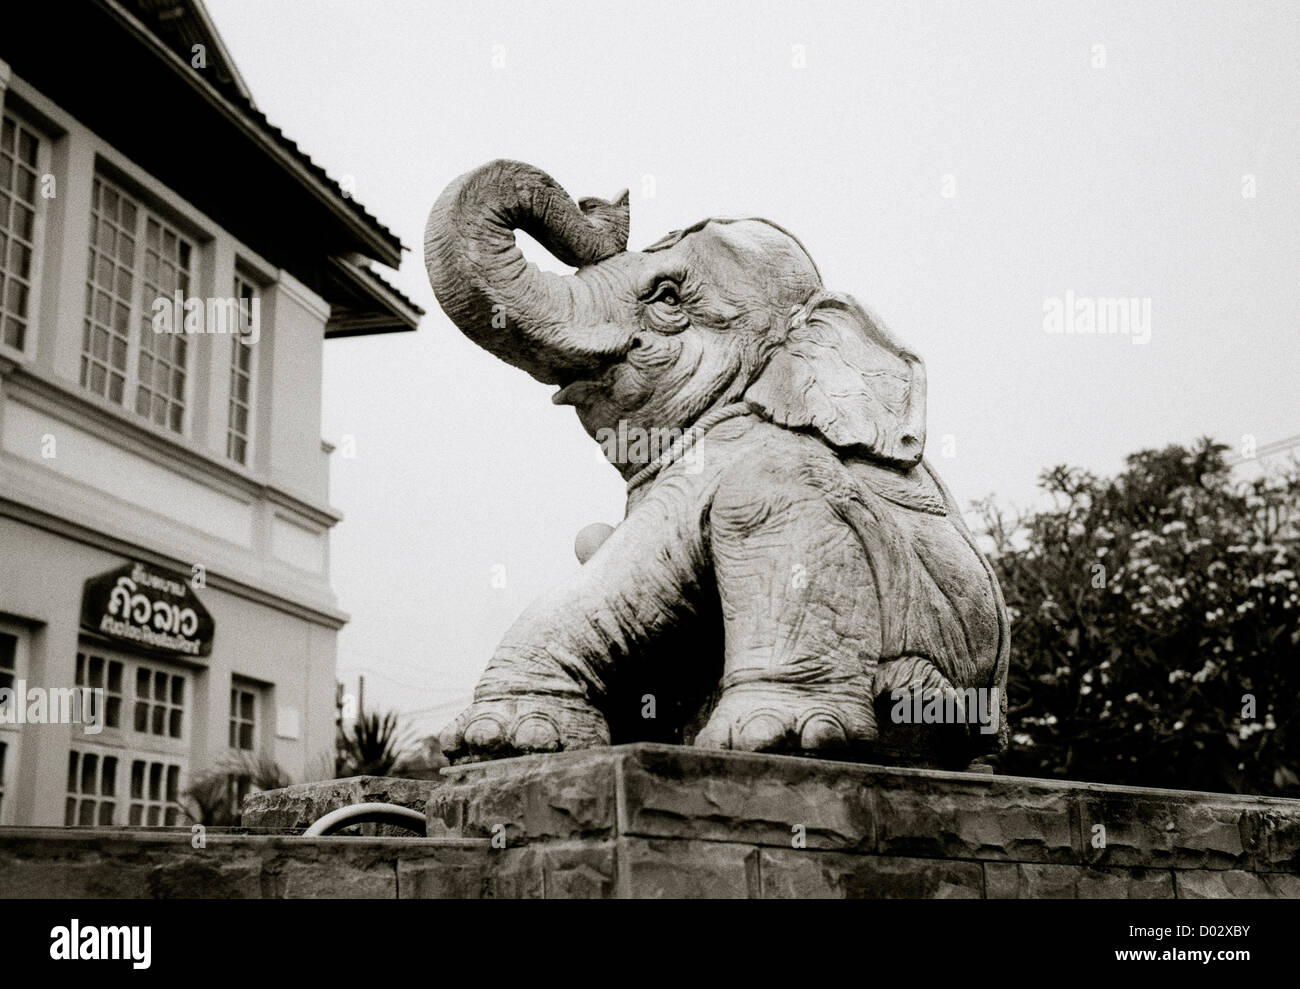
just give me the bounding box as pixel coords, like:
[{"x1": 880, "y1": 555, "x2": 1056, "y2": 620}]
[{"x1": 744, "y1": 291, "x2": 927, "y2": 468}]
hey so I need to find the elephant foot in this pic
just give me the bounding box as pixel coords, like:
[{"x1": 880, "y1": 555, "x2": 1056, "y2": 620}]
[
  {"x1": 440, "y1": 692, "x2": 610, "y2": 763},
  {"x1": 872, "y1": 656, "x2": 997, "y2": 765},
  {"x1": 693, "y1": 682, "x2": 877, "y2": 755}
]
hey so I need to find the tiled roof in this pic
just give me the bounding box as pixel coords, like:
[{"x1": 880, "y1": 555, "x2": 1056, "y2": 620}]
[{"x1": 123, "y1": 0, "x2": 406, "y2": 257}]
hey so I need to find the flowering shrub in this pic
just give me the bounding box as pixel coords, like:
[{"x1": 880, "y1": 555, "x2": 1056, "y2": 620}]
[{"x1": 979, "y1": 440, "x2": 1300, "y2": 795}]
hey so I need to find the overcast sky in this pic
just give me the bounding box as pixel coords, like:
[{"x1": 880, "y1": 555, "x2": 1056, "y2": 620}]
[{"x1": 205, "y1": 0, "x2": 1299, "y2": 743}]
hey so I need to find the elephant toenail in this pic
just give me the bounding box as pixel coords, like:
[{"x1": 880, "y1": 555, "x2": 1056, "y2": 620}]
[
  {"x1": 463, "y1": 717, "x2": 506, "y2": 749},
  {"x1": 693, "y1": 721, "x2": 732, "y2": 750},
  {"x1": 800, "y1": 713, "x2": 847, "y2": 750},
  {"x1": 513, "y1": 714, "x2": 561, "y2": 752},
  {"x1": 736, "y1": 713, "x2": 787, "y2": 751}
]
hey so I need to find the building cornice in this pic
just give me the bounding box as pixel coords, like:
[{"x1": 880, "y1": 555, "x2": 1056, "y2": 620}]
[
  {"x1": 278, "y1": 269, "x2": 333, "y2": 323},
  {"x1": 2, "y1": 364, "x2": 343, "y2": 529},
  {"x1": 0, "y1": 498, "x2": 349, "y2": 630}
]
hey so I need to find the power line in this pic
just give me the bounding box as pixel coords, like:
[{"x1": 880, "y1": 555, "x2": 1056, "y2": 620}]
[
  {"x1": 396, "y1": 696, "x2": 474, "y2": 718},
  {"x1": 1227, "y1": 433, "x2": 1300, "y2": 466},
  {"x1": 333, "y1": 665, "x2": 446, "y2": 693},
  {"x1": 334, "y1": 647, "x2": 444, "y2": 677}
]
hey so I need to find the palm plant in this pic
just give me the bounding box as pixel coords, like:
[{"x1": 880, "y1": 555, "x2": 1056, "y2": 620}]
[{"x1": 338, "y1": 709, "x2": 406, "y2": 777}]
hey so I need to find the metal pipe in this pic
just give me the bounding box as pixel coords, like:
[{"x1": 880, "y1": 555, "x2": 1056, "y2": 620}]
[{"x1": 302, "y1": 802, "x2": 426, "y2": 837}]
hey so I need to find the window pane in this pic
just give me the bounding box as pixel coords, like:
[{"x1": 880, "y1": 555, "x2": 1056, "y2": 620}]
[
  {"x1": 17, "y1": 129, "x2": 36, "y2": 166},
  {"x1": 102, "y1": 757, "x2": 117, "y2": 797}
]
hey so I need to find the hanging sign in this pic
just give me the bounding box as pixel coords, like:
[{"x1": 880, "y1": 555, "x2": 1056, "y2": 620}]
[{"x1": 80, "y1": 561, "x2": 214, "y2": 658}]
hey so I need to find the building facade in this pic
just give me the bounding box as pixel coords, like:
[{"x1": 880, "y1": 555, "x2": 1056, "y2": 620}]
[{"x1": 0, "y1": 0, "x2": 420, "y2": 826}]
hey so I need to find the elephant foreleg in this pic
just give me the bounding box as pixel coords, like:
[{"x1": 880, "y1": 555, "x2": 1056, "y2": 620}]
[
  {"x1": 441, "y1": 489, "x2": 705, "y2": 761},
  {"x1": 695, "y1": 464, "x2": 882, "y2": 754}
]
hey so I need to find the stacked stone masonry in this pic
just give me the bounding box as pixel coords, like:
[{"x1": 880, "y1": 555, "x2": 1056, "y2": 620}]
[{"x1": 0, "y1": 745, "x2": 1296, "y2": 897}]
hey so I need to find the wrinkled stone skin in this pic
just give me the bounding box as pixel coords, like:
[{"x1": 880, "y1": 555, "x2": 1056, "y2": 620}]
[{"x1": 425, "y1": 160, "x2": 1009, "y2": 765}]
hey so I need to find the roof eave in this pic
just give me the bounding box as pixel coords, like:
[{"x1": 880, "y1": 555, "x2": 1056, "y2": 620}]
[
  {"x1": 92, "y1": 0, "x2": 405, "y2": 268},
  {"x1": 324, "y1": 255, "x2": 423, "y2": 339}
]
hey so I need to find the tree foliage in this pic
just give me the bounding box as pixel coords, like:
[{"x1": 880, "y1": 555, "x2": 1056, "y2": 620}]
[
  {"x1": 336, "y1": 709, "x2": 406, "y2": 778},
  {"x1": 979, "y1": 439, "x2": 1300, "y2": 796}
]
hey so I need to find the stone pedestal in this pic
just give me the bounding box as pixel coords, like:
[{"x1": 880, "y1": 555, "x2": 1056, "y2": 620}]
[
  {"x1": 428, "y1": 743, "x2": 1300, "y2": 898},
  {"x1": 242, "y1": 776, "x2": 437, "y2": 832},
  {"x1": 3, "y1": 746, "x2": 1298, "y2": 897}
]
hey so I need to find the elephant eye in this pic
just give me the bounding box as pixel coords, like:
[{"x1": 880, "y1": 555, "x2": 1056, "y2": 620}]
[{"x1": 646, "y1": 281, "x2": 681, "y2": 308}]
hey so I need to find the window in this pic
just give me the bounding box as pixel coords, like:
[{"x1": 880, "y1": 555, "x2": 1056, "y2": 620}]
[
  {"x1": 75, "y1": 651, "x2": 123, "y2": 729},
  {"x1": 0, "y1": 632, "x2": 15, "y2": 695},
  {"x1": 229, "y1": 683, "x2": 257, "y2": 750},
  {"x1": 66, "y1": 749, "x2": 118, "y2": 826},
  {"x1": 133, "y1": 664, "x2": 185, "y2": 739},
  {"x1": 0, "y1": 629, "x2": 24, "y2": 826},
  {"x1": 226, "y1": 273, "x2": 257, "y2": 464},
  {"x1": 0, "y1": 113, "x2": 41, "y2": 352},
  {"x1": 62, "y1": 646, "x2": 191, "y2": 827},
  {"x1": 82, "y1": 175, "x2": 195, "y2": 432},
  {"x1": 128, "y1": 758, "x2": 181, "y2": 825}
]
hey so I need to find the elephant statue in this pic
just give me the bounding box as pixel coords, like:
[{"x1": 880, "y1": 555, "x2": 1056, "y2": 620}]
[{"x1": 425, "y1": 159, "x2": 1009, "y2": 768}]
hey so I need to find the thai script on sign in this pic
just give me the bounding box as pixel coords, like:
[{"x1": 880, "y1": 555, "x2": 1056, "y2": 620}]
[
  {"x1": 108, "y1": 574, "x2": 200, "y2": 638},
  {"x1": 82, "y1": 561, "x2": 213, "y2": 658}
]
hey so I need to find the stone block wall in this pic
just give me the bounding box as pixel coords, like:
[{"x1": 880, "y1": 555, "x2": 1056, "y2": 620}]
[
  {"x1": 427, "y1": 744, "x2": 1300, "y2": 898},
  {"x1": 1, "y1": 744, "x2": 1297, "y2": 897}
]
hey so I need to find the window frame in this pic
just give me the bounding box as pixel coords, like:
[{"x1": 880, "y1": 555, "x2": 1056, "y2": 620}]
[
  {"x1": 225, "y1": 269, "x2": 260, "y2": 466},
  {"x1": 131, "y1": 659, "x2": 189, "y2": 749},
  {"x1": 64, "y1": 641, "x2": 194, "y2": 827},
  {"x1": 75, "y1": 649, "x2": 124, "y2": 733},
  {"x1": 125, "y1": 756, "x2": 184, "y2": 827},
  {"x1": 0, "y1": 624, "x2": 27, "y2": 737},
  {"x1": 0, "y1": 736, "x2": 10, "y2": 824},
  {"x1": 81, "y1": 171, "x2": 199, "y2": 436},
  {"x1": 65, "y1": 747, "x2": 120, "y2": 827},
  {"x1": 229, "y1": 679, "x2": 258, "y2": 752},
  {"x1": 0, "y1": 106, "x2": 52, "y2": 363}
]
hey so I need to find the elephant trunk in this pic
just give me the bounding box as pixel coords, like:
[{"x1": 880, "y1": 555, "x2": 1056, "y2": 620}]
[{"x1": 424, "y1": 159, "x2": 631, "y2": 384}]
